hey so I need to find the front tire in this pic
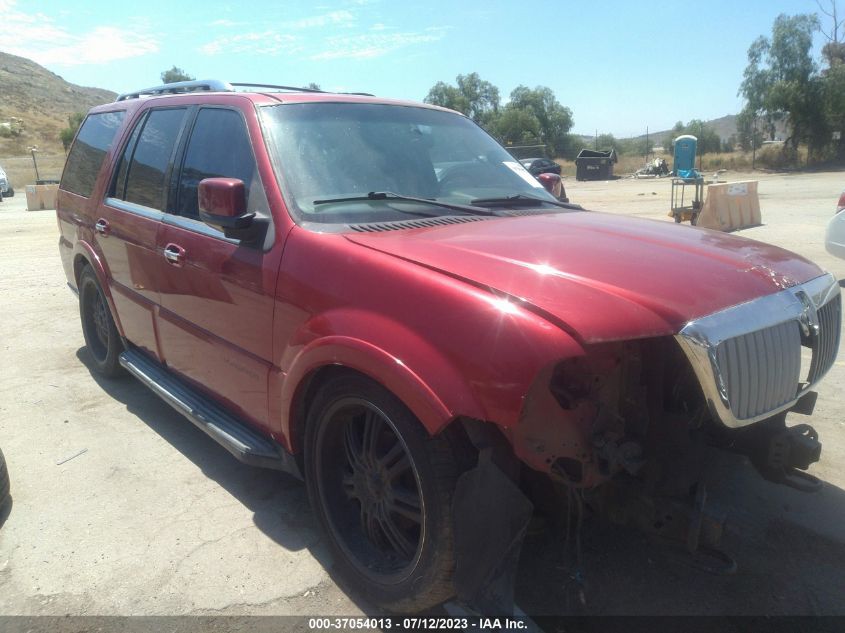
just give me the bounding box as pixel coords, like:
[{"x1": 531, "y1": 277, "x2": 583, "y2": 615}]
[
  {"x1": 79, "y1": 266, "x2": 124, "y2": 377},
  {"x1": 304, "y1": 373, "x2": 462, "y2": 613}
]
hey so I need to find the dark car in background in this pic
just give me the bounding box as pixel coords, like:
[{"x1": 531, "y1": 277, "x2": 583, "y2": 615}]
[
  {"x1": 520, "y1": 157, "x2": 561, "y2": 177},
  {"x1": 520, "y1": 158, "x2": 567, "y2": 201}
]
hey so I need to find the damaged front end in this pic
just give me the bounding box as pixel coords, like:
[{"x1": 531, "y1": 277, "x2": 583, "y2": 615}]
[
  {"x1": 514, "y1": 273, "x2": 840, "y2": 497},
  {"x1": 451, "y1": 274, "x2": 839, "y2": 614}
]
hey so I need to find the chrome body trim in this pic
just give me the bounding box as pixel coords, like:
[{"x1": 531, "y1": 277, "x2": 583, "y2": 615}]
[
  {"x1": 676, "y1": 273, "x2": 841, "y2": 428},
  {"x1": 161, "y1": 213, "x2": 240, "y2": 244},
  {"x1": 104, "y1": 197, "x2": 164, "y2": 222},
  {"x1": 118, "y1": 348, "x2": 301, "y2": 477}
]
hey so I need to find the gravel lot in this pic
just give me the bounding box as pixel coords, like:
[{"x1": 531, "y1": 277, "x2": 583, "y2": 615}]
[{"x1": 1, "y1": 170, "x2": 844, "y2": 617}]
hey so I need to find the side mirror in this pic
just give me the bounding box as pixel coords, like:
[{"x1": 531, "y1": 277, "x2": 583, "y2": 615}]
[
  {"x1": 198, "y1": 178, "x2": 255, "y2": 233},
  {"x1": 537, "y1": 172, "x2": 562, "y2": 199}
]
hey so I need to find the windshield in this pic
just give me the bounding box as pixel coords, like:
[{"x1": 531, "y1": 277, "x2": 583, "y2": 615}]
[{"x1": 260, "y1": 102, "x2": 556, "y2": 223}]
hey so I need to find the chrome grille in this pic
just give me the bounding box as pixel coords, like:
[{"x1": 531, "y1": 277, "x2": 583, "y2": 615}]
[
  {"x1": 808, "y1": 294, "x2": 841, "y2": 383},
  {"x1": 715, "y1": 321, "x2": 801, "y2": 420},
  {"x1": 676, "y1": 273, "x2": 841, "y2": 428}
]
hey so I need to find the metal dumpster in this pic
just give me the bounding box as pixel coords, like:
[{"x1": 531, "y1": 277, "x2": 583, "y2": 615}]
[{"x1": 575, "y1": 149, "x2": 617, "y2": 181}]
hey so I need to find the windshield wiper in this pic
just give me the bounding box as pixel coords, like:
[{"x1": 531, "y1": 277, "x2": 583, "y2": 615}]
[
  {"x1": 471, "y1": 194, "x2": 582, "y2": 210},
  {"x1": 313, "y1": 191, "x2": 497, "y2": 216}
]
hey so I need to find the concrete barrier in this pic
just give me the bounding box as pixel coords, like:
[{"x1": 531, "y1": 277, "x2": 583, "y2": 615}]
[
  {"x1": 695, "y1": 181, "x2": 761, "y2": 231},
  {"x1": 25, "y1": 184, "x2": 59, "y2": 211}
]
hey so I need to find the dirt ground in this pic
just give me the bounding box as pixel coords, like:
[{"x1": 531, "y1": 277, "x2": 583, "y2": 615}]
[{"x1": 1, "y1": 169, "x2": 844, "y2": 618}]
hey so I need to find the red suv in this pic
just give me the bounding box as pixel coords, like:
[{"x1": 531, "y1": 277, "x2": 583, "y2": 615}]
[{"x1": 58, "y1": 80, "x2": 840, "y2": 613}]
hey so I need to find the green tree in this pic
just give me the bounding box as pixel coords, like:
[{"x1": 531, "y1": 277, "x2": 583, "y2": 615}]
[
  {"x1": 823, "y1": 63, "x2": 845, "y2": 157},
  {"x1": 425, "y1": 82, "x2": 464, "y2": 112},
  {"x1": 662, "y1": 121, "x2": 685, "y2": 154},
  {"x1": 684, "y1": 119, "x2": 722, "y2": 154},
  {"x1": 817, "y1": 2, "x2": 845, "y2": 158},
  {"x1": 817, "y1": 0, "x2": 845, "y2": 65},
  {"x1": 661, "y1": 120, "x2": 721, "y2": 155},
  {"x1": 491, "y1": 107, "x2": 542, "y2": 146},
  {"x1": 60, "y1": 112, "x2": 85, "y2": 151},
  {"x1": 595, "y1": 133, "x2": 617, "y2": 150},
  {"x1": 506, "y1": 85, "x2": 574, "y2": 156},
  {"x1": 736, "y1": 109, "x2": 761, "y2": 151},
  {"x1": 424, "y1": 72, "x2": 500, "y2": 125},
  {"x1": 739, "y1": 14, "x2": 826, "y2": 158},
  {"x1": 161, "y1": 66, "x2": 195, "y2": 84}
]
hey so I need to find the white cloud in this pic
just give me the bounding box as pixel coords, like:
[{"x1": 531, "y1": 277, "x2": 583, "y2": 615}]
[
  {"x1": 282, "y1": 10, "x2": 355, "y2": 30},
  {"x1": 199, "y1": 10, "x2": 361, "y2": 56},
  {"x1": 200, "y1": 32, "x2": 302, "y2": 56},
  {"x1": 198, "y1": 6, "x2": 444, "y2": 61},
  {"x1": 310, "y1": 29, "x2": 447, "y2": 61},
  {"x1": 0, "y1": 0, "x2": 158, "y2": 65}
]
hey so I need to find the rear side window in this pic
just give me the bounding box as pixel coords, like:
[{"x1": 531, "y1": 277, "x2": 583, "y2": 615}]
[
  {"x1": 61, "y1": 111, "x2": 125, "y2": 197},
  {"x1": 176, "y1": 108, "x2": 257, "y2": 219},
  {"x1": 115, "y1": 108, "x2": 187, "y2": 211}
]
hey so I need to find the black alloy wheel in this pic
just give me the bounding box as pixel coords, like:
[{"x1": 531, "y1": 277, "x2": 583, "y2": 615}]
[
  {"x1": 305, "y1": 374, "x2": 462, "y2": 612},
  {"x1": 79, "y1": 267, "x2": 124, "y2": 377},
  {"x1": 320, "y1": 398, "x2": 423, "y2": 579}
]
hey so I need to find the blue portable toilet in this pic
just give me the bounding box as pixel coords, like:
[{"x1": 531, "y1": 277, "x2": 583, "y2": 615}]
[{"x1": 673, "y1": 134, "x2": 699, "y2": 179}]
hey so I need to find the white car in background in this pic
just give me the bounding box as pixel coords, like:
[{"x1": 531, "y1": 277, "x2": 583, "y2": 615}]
[
  {"x1": 0, "y1": 164, "x2": 13, "y2": 198},
  {"x1": 825, "y1": 189, "x2": 845, "y2": 259}
]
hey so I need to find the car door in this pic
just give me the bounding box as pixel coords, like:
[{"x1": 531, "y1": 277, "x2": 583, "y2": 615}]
[
  {"x1": 98, "y1": 107, "x2": 190, "y2": 359},
  {"x1": 155, "y1": 105, "x2": 277, "y2": 435}
]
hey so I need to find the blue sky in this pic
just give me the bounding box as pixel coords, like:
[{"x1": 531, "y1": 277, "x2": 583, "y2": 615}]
[{"x1": 0, "y1": 0, "x2": 832, "y2": 137}]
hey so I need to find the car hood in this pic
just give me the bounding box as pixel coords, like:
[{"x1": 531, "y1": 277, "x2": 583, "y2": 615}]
[{"x1": 344, "y1": 211, "x2": 825, "y2": 343}]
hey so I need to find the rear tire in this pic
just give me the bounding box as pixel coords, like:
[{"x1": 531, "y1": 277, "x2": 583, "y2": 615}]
[
  {"x1": 79, "y1": 266, "x2": 124, "y2": 377},
  {"x1": 304, "y1": 373, "x2": 462, "y2": 613}
]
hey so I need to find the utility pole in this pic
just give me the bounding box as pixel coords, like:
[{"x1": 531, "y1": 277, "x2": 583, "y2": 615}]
[
  {"x1": 30, "y1": 147, "x2": 41, "y2": 183},
  {"x1": 752, "y1": 115, "x2": 757, "y2": 171}
]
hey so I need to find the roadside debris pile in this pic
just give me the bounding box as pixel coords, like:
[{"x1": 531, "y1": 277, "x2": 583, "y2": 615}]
[{"x1": 635, "y1": 158, "x2": 670, "y2": 178}]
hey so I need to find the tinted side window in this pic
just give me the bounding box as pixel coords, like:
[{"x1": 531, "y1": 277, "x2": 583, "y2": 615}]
[
  {"x1": 176, "y1": 108, "x2": 257, "y2": 219},
  {"x1": 111, "y1": 118, "x2": 144, "y2": 200},
  {"x1": 122, "y1": 108, "x2": 187, "y2": 210},
  {"x1": 61, "y1": 111, "x2": 125, "y2": 197}
]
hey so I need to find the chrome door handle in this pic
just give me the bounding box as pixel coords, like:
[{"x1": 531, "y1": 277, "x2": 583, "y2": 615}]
[
  {"x1": 163, "y1": 243, "x2": 185, "y2": 266},
  {"x1": 94, "y1": 218, "x2": 110, "y2": 236}
]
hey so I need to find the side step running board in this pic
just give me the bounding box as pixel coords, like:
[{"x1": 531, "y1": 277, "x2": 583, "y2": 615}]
[{"x1": 119, "y1": 349, "x2": 301, "y2": 478}]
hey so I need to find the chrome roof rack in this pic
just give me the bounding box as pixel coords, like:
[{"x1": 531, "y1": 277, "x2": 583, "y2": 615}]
[
  {"x1": 116, "y1": 79, "x2": 234, "y2": 101},
  {"x1": 116, "y1": 79, "x2": 373, "y2": 102},
  {"x1": 230, "y1": 82, "x2": 324, "y2": 93}
]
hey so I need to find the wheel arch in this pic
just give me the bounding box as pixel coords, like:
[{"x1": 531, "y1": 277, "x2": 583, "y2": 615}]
[
  {"x1": 72, "y1": 241, "x2": 124, "y2": 337},
  {"x1": 281, "y1": 333, "x2": 488, "y2": 456}
]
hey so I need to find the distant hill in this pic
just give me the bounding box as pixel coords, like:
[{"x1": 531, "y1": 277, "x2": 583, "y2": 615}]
[
  {"x1": 630, "y1": 115, "x2": 740, "y2": 148},
  {"x1": 577, "y1": 113, "x2": 791, "y2": 152},
  {"x1": 0, "y1": 51, "x2": 115, "y2": 156},
  {"x1": 627, "y1": 114, "x2": 788, "y2": 148}
]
